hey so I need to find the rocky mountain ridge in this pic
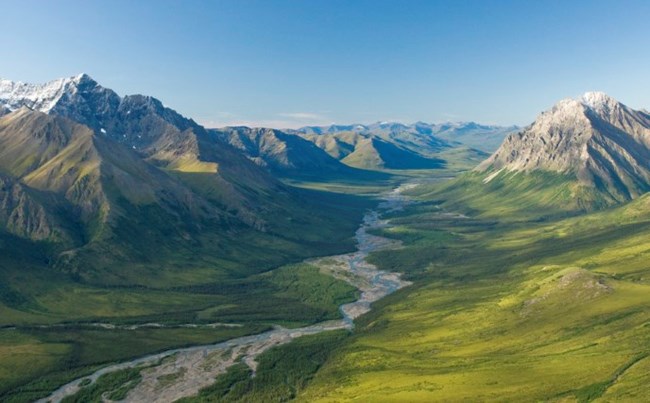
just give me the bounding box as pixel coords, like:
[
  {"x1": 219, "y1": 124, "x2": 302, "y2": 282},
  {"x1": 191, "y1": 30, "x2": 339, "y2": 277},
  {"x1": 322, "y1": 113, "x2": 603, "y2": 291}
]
[
  {"x1": 0, "y1": 75, "x2": 364, "y2": 279},
  {"x1": 478, "y1": 92, "x2": 650, "y2": 201}
]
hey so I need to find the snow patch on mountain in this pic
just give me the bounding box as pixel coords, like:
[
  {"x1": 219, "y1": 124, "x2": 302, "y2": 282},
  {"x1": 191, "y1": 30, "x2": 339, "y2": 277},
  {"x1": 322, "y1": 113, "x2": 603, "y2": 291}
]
[{"x1": 0, "y1": 74, "x2": 92, "y2": 113}]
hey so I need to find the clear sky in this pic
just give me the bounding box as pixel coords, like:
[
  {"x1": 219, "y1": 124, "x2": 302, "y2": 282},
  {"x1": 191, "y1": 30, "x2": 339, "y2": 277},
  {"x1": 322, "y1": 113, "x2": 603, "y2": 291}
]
[{"x1": 2, "y1": 0, "x2": 650, "y2": 128}]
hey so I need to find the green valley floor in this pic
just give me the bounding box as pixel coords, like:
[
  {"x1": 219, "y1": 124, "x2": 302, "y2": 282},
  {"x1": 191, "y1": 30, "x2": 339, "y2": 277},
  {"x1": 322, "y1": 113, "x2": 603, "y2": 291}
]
[
  {"x1": 5, "y1": 171, "x2": 650, "y2": 402},
  {"x1": 295, "y1": 185, "x2": 650, "y2": 401}
]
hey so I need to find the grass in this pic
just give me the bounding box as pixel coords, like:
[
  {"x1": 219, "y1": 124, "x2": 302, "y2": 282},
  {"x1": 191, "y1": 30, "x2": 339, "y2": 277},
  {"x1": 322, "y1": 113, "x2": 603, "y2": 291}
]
[
  {"x1": 412, "y1": 170, "x2": 615, "y2": 221},
  {"x1": 297, "y1": 177, "x2": 650, "y2": 401}
]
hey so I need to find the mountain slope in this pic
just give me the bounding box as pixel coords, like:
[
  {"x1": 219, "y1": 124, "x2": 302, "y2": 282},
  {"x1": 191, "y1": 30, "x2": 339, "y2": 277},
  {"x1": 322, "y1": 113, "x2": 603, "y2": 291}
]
[
  {"x1": 212, "y1": 127, "x2": 369, "y2": 178},
  {"x1": 290, "y1": 121, "x2": 513, "y2": 171},
  {"x1": 0, "y1": 74, "x2": 289, "y2": 227},
  {"x1": 476, "y1": 92, "x2": 650, "y2": 208},
  {"x1": 294, "y1": 130, "x2": 446, "y2": 170},
  {"x1": 0, "y1": 75, "x2": 373, "y2": 284},
  {"x1": 342, "y1": 136, "x2": 446, "y2": 170},
  {"x1": 298, "y1": 179, "x2": 650, "y2": 402},
  {"x1": 0, "y1": 108, "x2": 238, "y2": 271}
]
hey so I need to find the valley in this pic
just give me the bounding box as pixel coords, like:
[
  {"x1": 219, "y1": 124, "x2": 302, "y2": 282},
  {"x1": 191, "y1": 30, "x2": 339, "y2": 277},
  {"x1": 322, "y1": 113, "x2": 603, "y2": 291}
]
[
  {"x1": 294, "y1": 94, "x2": 650, "y2": 401},
  {"x1": 2, "y1": 75, "x2": 650, "y2": 403},
  {"x1": 4, "y1": 3, "x2": 649, "y2": 402},
  {"x1": 36, "y1": 183, "x2": 413, "y2": 403},
  {"x1": 298, "y1": 188, "x2": 650, "y2": 401}
]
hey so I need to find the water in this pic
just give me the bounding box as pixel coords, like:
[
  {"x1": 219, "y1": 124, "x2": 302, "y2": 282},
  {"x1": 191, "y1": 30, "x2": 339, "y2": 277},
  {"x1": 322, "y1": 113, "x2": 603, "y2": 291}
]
[{"x1": 38, "y1": 184, "x2": 414, "y2": 403}]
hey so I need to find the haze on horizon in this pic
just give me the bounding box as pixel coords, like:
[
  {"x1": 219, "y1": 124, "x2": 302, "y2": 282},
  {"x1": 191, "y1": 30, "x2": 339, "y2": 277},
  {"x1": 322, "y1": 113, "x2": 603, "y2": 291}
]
[{"x1": 2, "y1": 0, "x2": 650, "y2": 129}]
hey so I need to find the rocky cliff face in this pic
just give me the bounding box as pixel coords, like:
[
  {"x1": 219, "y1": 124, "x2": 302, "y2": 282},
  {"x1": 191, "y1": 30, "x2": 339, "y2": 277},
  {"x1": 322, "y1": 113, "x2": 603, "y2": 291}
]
[{"x1": 478, "y1": 92, "x2": 650, "y2": 201}]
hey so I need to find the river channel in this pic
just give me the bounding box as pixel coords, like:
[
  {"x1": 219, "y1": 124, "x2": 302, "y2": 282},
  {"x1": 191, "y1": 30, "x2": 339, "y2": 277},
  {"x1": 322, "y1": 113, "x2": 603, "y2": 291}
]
[{"x1": 38, "y1": 183, "x2": 415, "y2": 403}]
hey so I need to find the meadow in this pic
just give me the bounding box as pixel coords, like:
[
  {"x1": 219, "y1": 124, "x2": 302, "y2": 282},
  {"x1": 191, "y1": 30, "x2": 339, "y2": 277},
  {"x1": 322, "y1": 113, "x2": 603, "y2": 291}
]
[{"x1": 295, "y1": 180, "x2": 650, "y2": 401}]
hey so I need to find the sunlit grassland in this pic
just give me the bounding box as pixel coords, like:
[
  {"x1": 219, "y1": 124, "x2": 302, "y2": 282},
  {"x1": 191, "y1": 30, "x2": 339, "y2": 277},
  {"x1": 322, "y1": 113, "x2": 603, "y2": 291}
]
[
  {"x1": 413, "y1": 171, "x2": 617, "y2": 221},
  {"x1": 299, "y1": 183, "x2": 650, "y2": 401}
]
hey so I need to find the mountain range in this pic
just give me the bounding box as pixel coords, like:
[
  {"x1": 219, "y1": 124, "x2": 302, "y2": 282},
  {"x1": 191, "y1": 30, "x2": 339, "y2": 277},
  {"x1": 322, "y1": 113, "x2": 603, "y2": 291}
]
[
  {"x1": 287, "y1": 122, "x2": 516, "y2": 170},
  {"x1": 0, "y1": 74, "x2": 369, "y2": 281},
  {"x1": 212, "y1": 126, "x2": 368, "y2": 178},
  {"x1": 3, "y1": 74, "x2": 650, "y2": 402},
  {"x1": 294, "y1": 121, "x2": 517, "y2": 151},
  {"x1": 211, "y1": 121, "x2": 516, "y2": 174},
  {"x1": 2, "y1": 75, "x2": 644, "y2": 277}
]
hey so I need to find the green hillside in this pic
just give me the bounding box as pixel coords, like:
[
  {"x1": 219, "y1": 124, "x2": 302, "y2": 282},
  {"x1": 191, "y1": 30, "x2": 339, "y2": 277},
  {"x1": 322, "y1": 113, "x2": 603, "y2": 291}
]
[
  {"x1": 295, "y1": 179, "x2": 650, "y2": 401},
  {"x1": 0, "y1": 110, "x2": 380, "y2": 402}
]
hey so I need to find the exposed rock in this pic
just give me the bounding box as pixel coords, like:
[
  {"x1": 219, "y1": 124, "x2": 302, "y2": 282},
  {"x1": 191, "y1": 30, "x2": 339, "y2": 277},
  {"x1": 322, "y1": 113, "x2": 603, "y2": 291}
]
[{"x1": 478, "y1": 92, "x2": 650, "y2": 201}]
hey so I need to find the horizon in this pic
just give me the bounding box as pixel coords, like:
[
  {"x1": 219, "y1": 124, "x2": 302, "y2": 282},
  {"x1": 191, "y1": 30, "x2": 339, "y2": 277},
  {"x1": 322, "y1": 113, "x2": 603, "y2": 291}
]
[
  {"x1": 3, "y1": 0, "x2": 650, "y2": 128},
  {"x1": 6, "y1": 72, "x2": 644, "y2": 131}
]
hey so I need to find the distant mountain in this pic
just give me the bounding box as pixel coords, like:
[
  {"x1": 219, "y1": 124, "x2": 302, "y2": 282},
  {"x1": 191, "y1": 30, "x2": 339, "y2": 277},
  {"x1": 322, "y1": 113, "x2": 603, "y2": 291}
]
[
  {"x1": 296, "y1": 130, "x2": 447, "y2": 170},
  {"x1": 294, "y1": 121, "x2": 516, "y2": 153},
  {"x1": 212, "y1": 126, "x2": 373, "y2": 178},
  {"x1": 424, "y1": 122, "x2": 518, "y2": 152},
  {"x1": 287, "y1": 121, "x2": 514, "y2": 171},
  {"x1": 477, "y1": 92, "x2": 650, "y2": 206},
  {"x1": 289, "y1": 125, "x2": 449, "y2": 170}
]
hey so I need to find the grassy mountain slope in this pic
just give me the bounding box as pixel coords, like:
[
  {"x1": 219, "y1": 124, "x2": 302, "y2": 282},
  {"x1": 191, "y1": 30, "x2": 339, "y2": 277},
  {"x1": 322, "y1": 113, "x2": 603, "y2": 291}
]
[
  {"x1": 298, "y1": 130, "x2": 446, "y2": 170},
  {"x1": 297, "y1": 184, "x2": 650, "y2": 402},
  {"x1": 416, "y1": 171, "x2": 613, "y2": 220},
  {"x1": 213, "y1": 127, "x2": 381, "y2": 179},
  {"x1": 0, "y1": 106, "x2": 379, "y2": 401}
]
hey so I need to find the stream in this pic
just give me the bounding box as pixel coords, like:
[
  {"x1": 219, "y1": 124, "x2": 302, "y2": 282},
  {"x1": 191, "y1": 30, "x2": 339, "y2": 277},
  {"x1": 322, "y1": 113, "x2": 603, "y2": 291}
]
[{"x1": 37, "y1": 184, "x2": 415, "y2": 403}]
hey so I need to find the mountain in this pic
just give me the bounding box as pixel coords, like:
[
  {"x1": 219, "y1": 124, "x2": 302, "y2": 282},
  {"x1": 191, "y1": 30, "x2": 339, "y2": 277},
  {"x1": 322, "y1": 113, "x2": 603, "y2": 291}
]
[
  {"x1": 424, "y1": 122, "x2": 518, "y2": 152},
  {"x1": 300, "y1": 130, "x2": 447, "y2": 170},
  {"x1": 294, "y1": 121, "x2": 516, "y2": 153},
  {"x1": 477, "y1": 92, "x2": 650, "y2": 205},
  {"x1": 289, "y1": 121, "x2": 515, "y2": 171},
  {"x1": 211, "y1": 126, "x2": 374, "y2": 178},
  {"x1": 0, "y1": 107, "x2": 225, "y2": 245},
  {"x1": 0, "y1": 75, "x2": 369, "y2": 282},
  {"x1": 0, "y1": 74, "x2": 295, "y2": 226},
  {"x1": 290, "y1": 128, "x2": 447, "y2": 170}
]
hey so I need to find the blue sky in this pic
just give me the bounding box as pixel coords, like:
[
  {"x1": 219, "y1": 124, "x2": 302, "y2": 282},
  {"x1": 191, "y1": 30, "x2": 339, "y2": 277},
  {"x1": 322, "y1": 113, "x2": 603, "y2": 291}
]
[{"x1": 3, "y1": 0, "x2": 650, "y2": 128}]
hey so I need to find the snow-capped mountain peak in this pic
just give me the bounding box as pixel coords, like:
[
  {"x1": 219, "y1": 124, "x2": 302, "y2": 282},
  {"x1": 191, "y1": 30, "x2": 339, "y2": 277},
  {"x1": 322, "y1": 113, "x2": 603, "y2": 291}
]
[
  {"x1": 0, "y1": 73, "x2": 98, "y2": 113},
  {"x1": 581, "y1": 91, "x2": 617, "y2": 111}
]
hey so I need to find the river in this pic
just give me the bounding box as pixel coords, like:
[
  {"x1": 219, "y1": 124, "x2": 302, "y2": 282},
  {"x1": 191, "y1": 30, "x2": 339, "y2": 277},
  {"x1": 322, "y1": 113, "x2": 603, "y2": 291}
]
[{"x1": 38, "y1": 183, "x2": 414, "y2": 403}]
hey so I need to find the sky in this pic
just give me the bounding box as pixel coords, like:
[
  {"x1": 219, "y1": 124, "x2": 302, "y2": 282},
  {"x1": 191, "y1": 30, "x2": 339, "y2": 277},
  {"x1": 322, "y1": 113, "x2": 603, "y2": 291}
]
[{"x1": 2, "y1": 0, "x2": 650, "y2": 128}]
